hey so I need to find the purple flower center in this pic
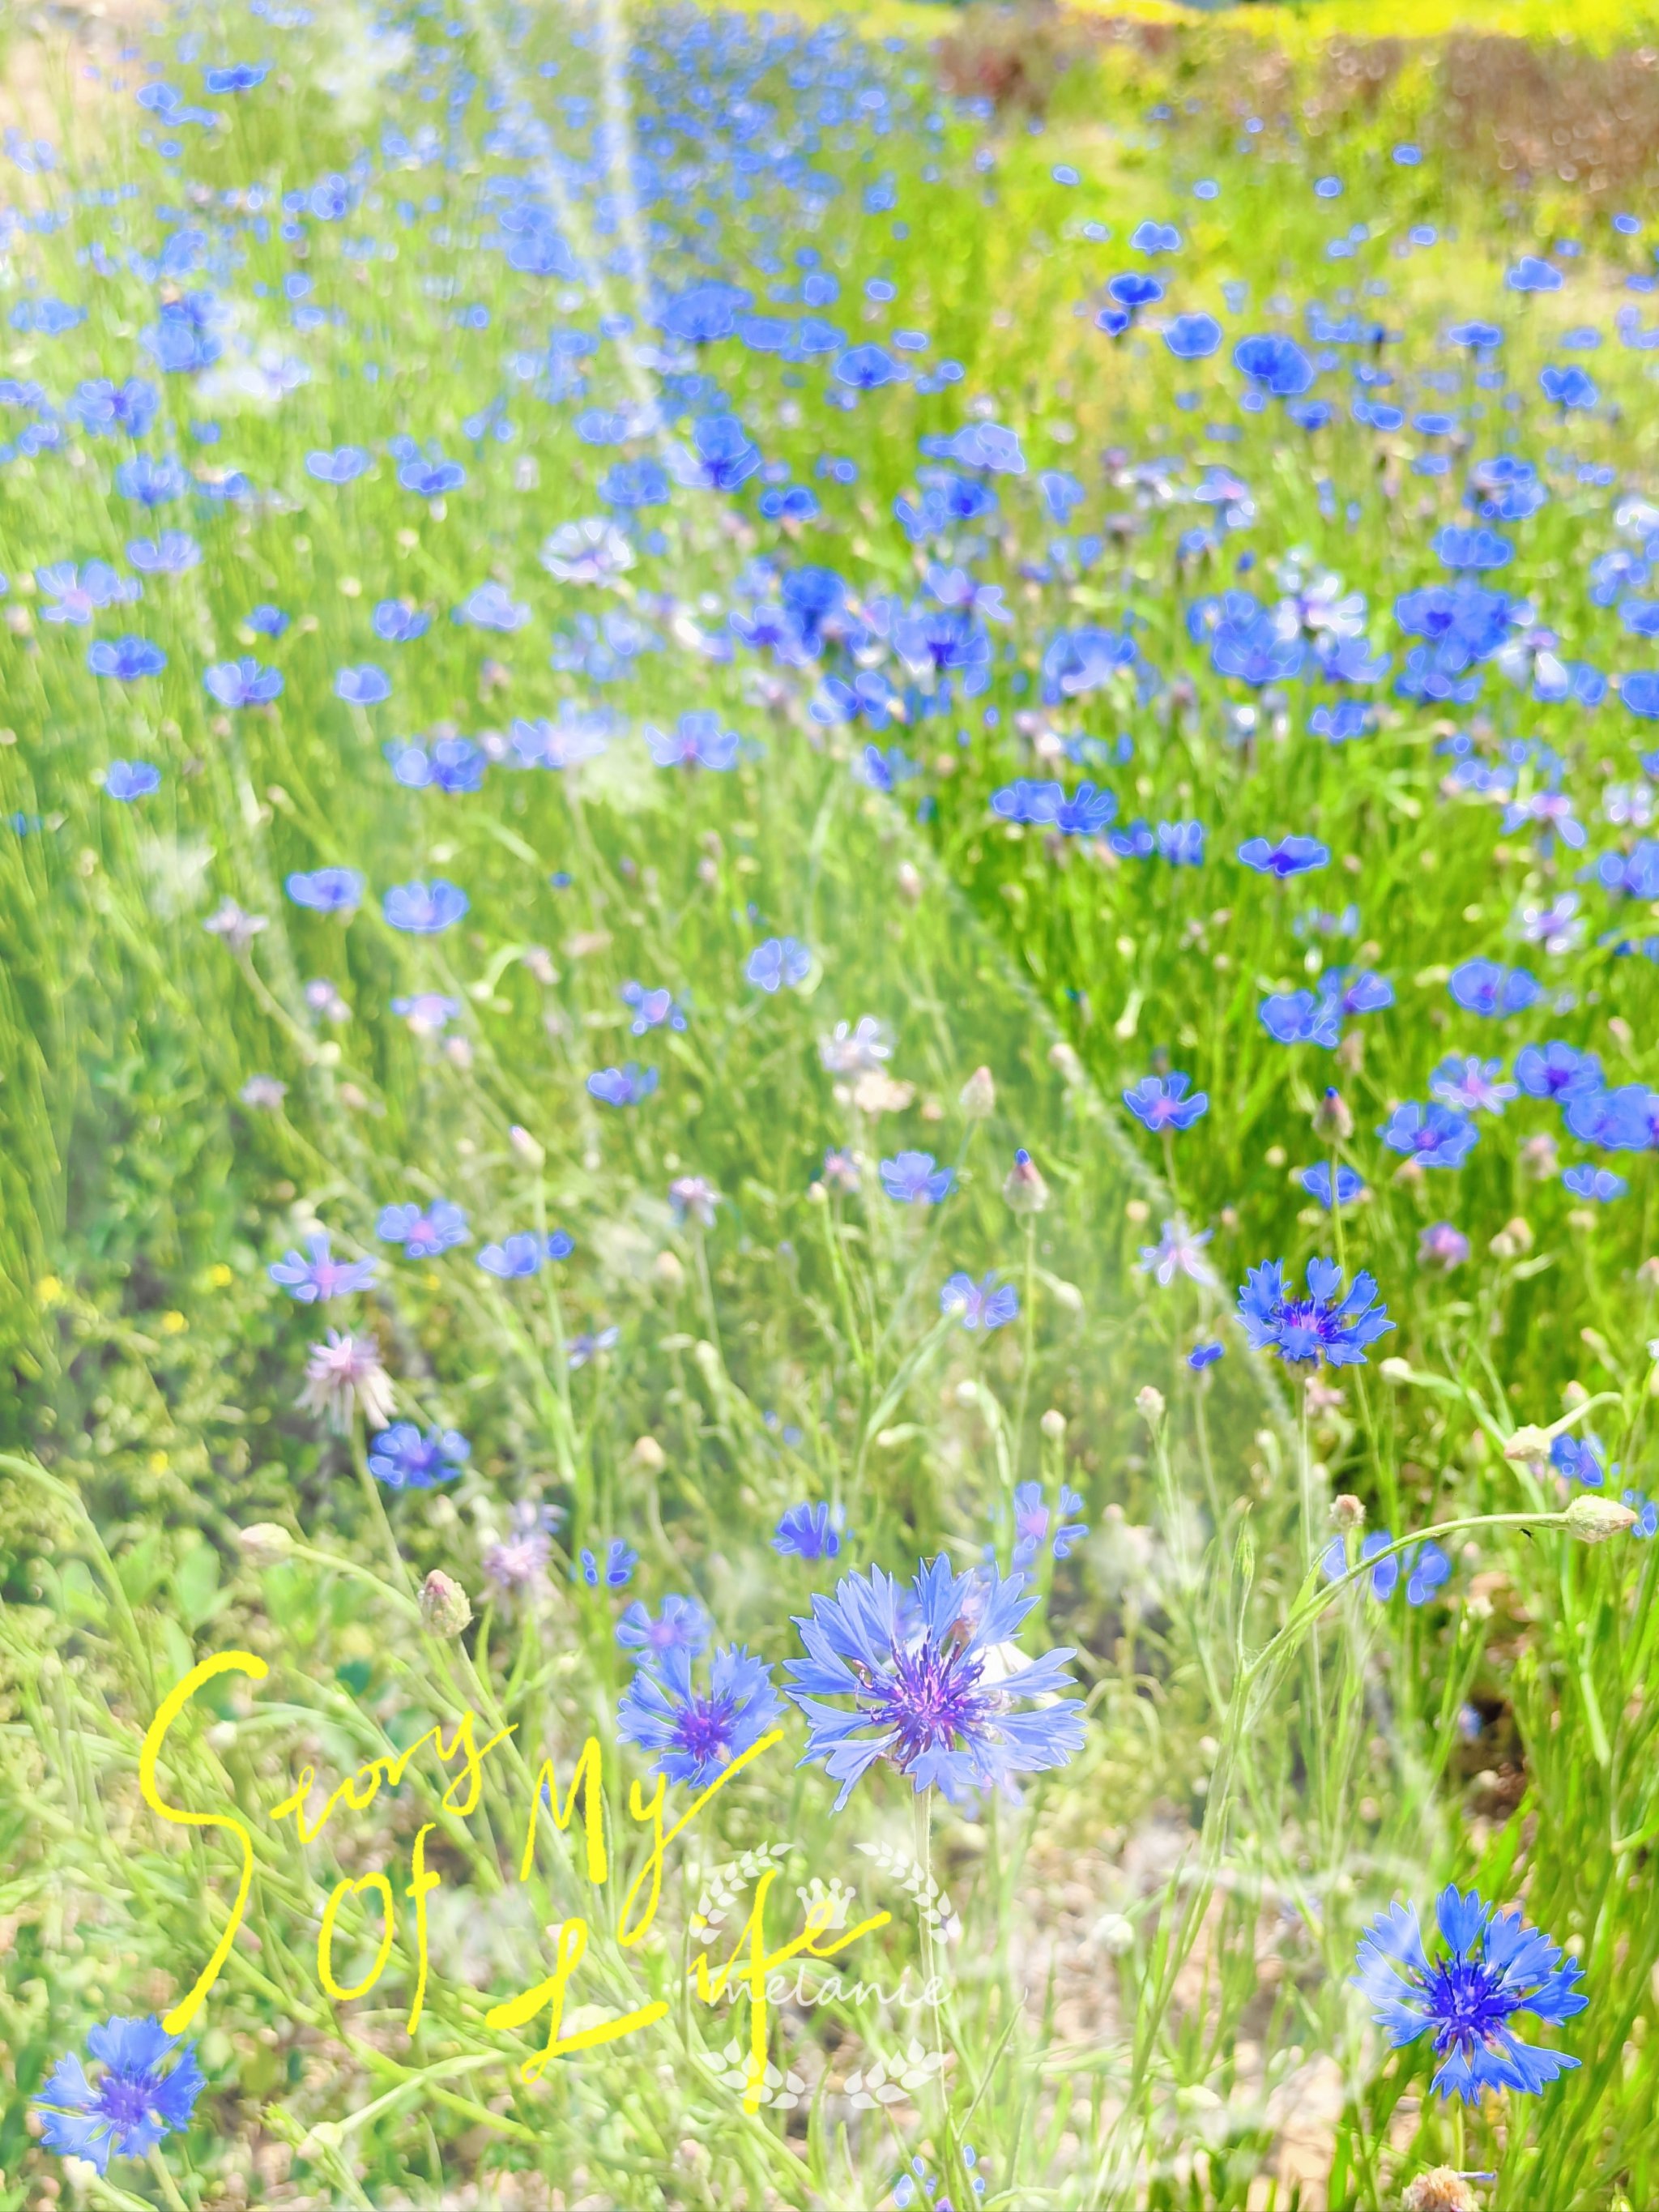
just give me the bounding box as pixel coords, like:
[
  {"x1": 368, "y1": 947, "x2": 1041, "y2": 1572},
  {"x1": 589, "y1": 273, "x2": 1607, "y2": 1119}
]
[
  {"x1": 1421, "y1": 1954, "x2": 1508, "y2": 2055},
  {"x1": 871, "y1": 1640, "x2": 992, "y2": 1763},
  {"x1": 96, "y1": 2073, "x2": 156, "y2": 2133},
  {"x1": 672, "y1": 1694, "x2": 736, "y2": 1767}
]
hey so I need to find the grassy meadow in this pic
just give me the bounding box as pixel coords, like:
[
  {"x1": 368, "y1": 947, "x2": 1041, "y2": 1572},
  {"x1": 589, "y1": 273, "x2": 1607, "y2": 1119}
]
[{"x1": 5, "y1": 1, "x2": 1659, "y2": 2206}]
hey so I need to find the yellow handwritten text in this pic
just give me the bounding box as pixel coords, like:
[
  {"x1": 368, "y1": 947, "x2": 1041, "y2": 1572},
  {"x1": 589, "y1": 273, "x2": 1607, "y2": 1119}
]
[
  {"x1": 138, "y1": 1648, "x2": 270, "y2": 2035},
  {"x1": 690, "y1": 1870, "x2": 891, "y2": 2112}
]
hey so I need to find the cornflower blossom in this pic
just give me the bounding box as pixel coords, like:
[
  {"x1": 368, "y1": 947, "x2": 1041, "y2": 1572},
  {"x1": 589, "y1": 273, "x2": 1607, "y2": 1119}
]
[
  {"x1": 820, "y1": 1015, "x2": 893, "y2": 1074},
  {"x1": 33, "y1": 2016, "x2": 203, "y2": 2175},
  {"x1": 669, "y1": 1176, "x2": 720, "y2": 1227},
  {"x1": 773, "y1": 1503, "x2": 846, "y2": 1561},
  {"x1": 747, "y1": 937, "x2": 811, "y2": 992},
  {"x1": 1563, "y1": 1165, "x2": 1628, "y2": 1202},
  {"x1": 616, "y1": 1594, "x2": 713, "y2": 1660},
  {"x1": 1237, "y1": 834, "x2": 1330, "y2": 877},
  {"x1": 940, "y1": 1271, "x2": 1019, "y2": 1330},
  {"x1": 576, "y1": 1539, "x2": 637, "y2": 1589},
  {"x1": 1137, "y1": 1219, "x2": 1216, "y2": 1286},
  {"x1": 1238, "y1": 1257, "x2": 1393, "y2": 1369},
  {"x1": 377, "y1": 1200, "x2": 470, "y2": 1257},
  {"x1": 617, "y1": 1645, "x2": 782, "y2": 1790},
  {"x1": 1431, "y1": 1055, "x2": 1518, "y2": 1117},
  {"x1": 1123, "y1": 1072, "x2": 1209, "y2": 1132},
  {"x1": 1299, "y1": 1164, "x2": 1365, "y2": 1210},
  {"x1": 587, "y1": 1063, "x2": 659, "y2": 1107},
  {"x1": 1323, "y1": 1532, "x2": 1450, "y2": 1604},
  {"x1": 268, "y1": 1233, "x2": 377, "y2": 1302},
  {"x1": 1188, "y1": 1341, "x2": 1225, "y2": 1369},
  {"x1": 367, "y1": 1423, "x2": 469, "y2": 1491},
  {"x1": 480, "y1": 1229, "x2": 579, "y2": 1283},
  {"x1": 482, "y1": 1501, "x2": 562, "y2": 1597},
  {"x1": 875, "y1": 1149, "x2": 954, "y2": 1207},
  {"x1": 1550, "y1": 1433, "x2": 1605, "y2": 1486},
  {"x1": 298, "y1": 1331, "x2": 395, "y2": 1434},
  {"x1": 1380, "y1": 1102, "x2": 1479, "y2": 1169},
  {"x1": 1418, "y1": 1222, "x2": 1471, "y2": 1269},
  {"x1": 382, "y1": 879, "x2": 468, "y2": 933},
  {"x1": 1622, "y1": 1489, "x2": 1658, "y2": 1539},
  {"x1": 1011, "y1": 1481, "x2": 1089, "y2": 1567},
  {"x1": 1260, "y1": 990, "x2": 1342, "y2": 1048},
  {"x1": 621, "y1": 980, "x2": 687, "y2": 1035},
  {"x1": 568, "y1": 1326, "x2": 620, "y2": 1369},
  {"x1": 786, "y1": 1556, "x2": 1085, "y2": 1808},
  {"x1": 1448, "y1": 958, "x2": 1542, "y2": 1018},
  {"x1": 1517, "y1": 893, "x2": 1584, "y2": 954},
  {"x1": 1354, "y1": 1888, "x2": 1585, "y2": 2102},
  {"x1": 203, "y1": 899, "x2": 267, "y2": 950}
]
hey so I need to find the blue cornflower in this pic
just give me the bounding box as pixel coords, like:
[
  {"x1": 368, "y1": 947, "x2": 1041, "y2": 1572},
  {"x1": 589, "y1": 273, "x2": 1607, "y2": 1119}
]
[
  {"x1": 1299, "y1": 1164, "x2": 1366, "y2": 1210},
  {"x1": 335, "y1": 664, "x2": 391, "y2": 706},
  {"x1": 382, "y1": 880, "x2": 467, "y2": 933},
  {"x1": 34, "y1": 2015, "x2": 203, "y2": 2176},
  {"x1": 377, "y1": 1200, "x2": 469, "y2": 1257},
  {"x1": 1448, "y1": 959, "x2": 1542, "y2": 1018},
  {"x1": 205, "y1": 656, "x2": 283, "y2": 708},
  {"x1": 616, "y1": 1594, "x2": 713, "y2": 1661},
  {"x1": 1563, "y1": 1083, "x2": 1657, "y2": 1151},
  {"x1": 586, "y1": 1063, "x2": 659, "y2": 1107},
  {"x1": 1012, "y1": 1480, "x2": 1089, "y2": 1566},
  {"x1": 1379, "y1": 1102, "x2": 1479, "y2": 1168},
  {"x1": 1237, "y1": 1257, "x2": 1393, "y2": 1369},
  {"x1": 940, "y1": 1271, "x2": 1019, "y2": 1330},
  {"x1": 1158, "y1": 819, "x2": 1206, "y2": 865},
  {"x1": 306, "y1": 446, "x2": 371, "y2": 485},
  {"x1": 1188, "y1": 1342, "x2": 1225, "y2": 1369},
  {"x1": 576, "y1": 1539, "x2": 638, "y2": 1590},
  {"x1": 268, "y1": 1233, "x2": 376, "y2": 1303},
  {"x1": 1233, "y1": 332, "x2": 1316, "y2": 395},
  {"x1": 104, "y1": 761, "x2": 162, "y2": 801},
  {"x1": 1322, "y1": 1531, "x2": 1401, "y2": 1599},
  {"x1": 477, "y1": 1231, "x2": 574, "y2": 1279},
  {"x1": 567, "y1": 1326, "x2": 620, "y2": 1369},
  {"x1": 621, "y1": 981, "x2": 687, "y2": 1035},
  {"x1": 1238, "y1": 834, "x2": 1330, "y2": 878},
  {"x1": 774, "y1": 1503, "x2": 846, "y2": 1561},
  {"x1": 372, "y1": 600, "x2": 429, "y2": 643},
  {"x1": 1431, "y1": 1055, "x2": 1518, "y2": 1116},
  {"x1": 368, "y1": 1423, "x2": 469, "y2": 1490},
  {"x1": 747, "y1": 937, "x2": 812, "y2": 993},
  {"x1": 287, "y1": 867, "x2": 362, "y2": 916},
  {"x1": 1260, "y1": 990, "x2": 1342, "y2": 1047},
  {"x1": 386, "y1": 738, "x2": 485, "y2": 793},
  {"x1": 1404, "y1": 1540, "x2": 1452, "y2": 1605},
  {"x1": 881, "y1": 1151, "x2": 956, "y2": 1205},
  {"x1": 1563, "y1": 1165, "x2": 1627, "y2": 1202},
  {"x1": 617, "y1": 1644, "x2": 782, "y2": 1791},
  {"x1": 786, "y1": 1557, "x2": 1085, "y2": 1808},
  {"x1": 1550, "y1": 1433, "x2": 1605, "y2": 1487},
  {"x1": 1354, "y1": 1888, "x2": 1584, "y2": 2103},
  {"x1": 1622, "y1": 1488, "x2": 1658, "y2": 1538},
  {"x1": 88, "y1": 636, "x2": 166, "y2": 681},
  {"x1": 1123, "y1": 1072, "x2": 1209, "y2": 1132},
  {"x1": 1163, "y1": 314, "x2": 1222, "y2": 360},
  {"x1": 646, "y1": 711, "x2": 740, "y2": 770},
  {"x1": 1138, "y1": 1221, "x2": 1216, "y2": 1285}
]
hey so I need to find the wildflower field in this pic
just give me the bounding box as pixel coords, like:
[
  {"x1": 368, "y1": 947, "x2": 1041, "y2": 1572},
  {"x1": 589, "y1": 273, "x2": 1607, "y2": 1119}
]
[{"x1": 11, "y1": 0, "x2": 1659, "y2": 2205}]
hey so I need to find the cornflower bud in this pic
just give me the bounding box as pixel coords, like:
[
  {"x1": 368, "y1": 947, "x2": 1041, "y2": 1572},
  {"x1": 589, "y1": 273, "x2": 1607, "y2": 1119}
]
[
  {"x1": 237, "y1": 1522, "x2": 293, "y2": 1568},
  {"x1": 1565, "y1": 1494, "x2": 1639, "y2": 1544},
  {"x1": 1040, "y1": 1408, "x2": 1067, "y2": 1441},
  {"x1": 1331, "y1": 1494, "x2": 1366, "y2": 1531},
  {"x1": 420, "y1": 1569, "x2": 473, "y2": 1636},
  {"x1": 1312, "y1": 1087, "x2": 1354, "y2": 1142},
  {"x1": 1003, "y1": 1147, "x2": 1050, "y2": 1215},
  {"x1": 959, "y1": 1065, "x2": 996, "y2": 1119}
]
